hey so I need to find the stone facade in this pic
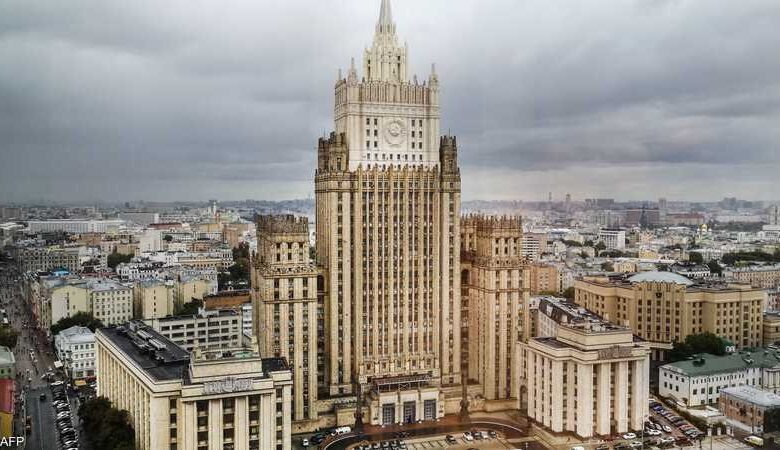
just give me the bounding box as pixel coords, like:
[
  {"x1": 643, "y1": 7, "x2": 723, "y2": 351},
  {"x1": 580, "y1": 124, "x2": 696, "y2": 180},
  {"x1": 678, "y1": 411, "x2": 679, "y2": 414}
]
[
  {"x1": 461, "y1": 215, "x2": 529, "y2": 403},
  {"x1": 251, "y1": 215, "x2": 319, "y2": 425},
  {"x1": 314, "y1": 0, "x2": 460, "y2": 425}
]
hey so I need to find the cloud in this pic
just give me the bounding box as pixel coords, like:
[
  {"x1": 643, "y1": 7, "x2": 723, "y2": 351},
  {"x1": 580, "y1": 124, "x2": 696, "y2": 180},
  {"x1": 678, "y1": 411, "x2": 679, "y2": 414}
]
[{"x1": 1, "y1": 0, "x2": 779, "y2": 202}]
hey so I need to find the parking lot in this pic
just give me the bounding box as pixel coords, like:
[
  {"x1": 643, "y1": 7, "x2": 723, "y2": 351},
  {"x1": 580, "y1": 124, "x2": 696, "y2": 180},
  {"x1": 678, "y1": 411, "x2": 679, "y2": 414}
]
[{"x1": 346, "y1": 433, "x2": 518, "y2": 450}]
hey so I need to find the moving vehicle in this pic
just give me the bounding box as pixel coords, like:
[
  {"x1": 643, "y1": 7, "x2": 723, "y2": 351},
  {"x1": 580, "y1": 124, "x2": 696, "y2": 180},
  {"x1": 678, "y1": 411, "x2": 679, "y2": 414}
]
[
  {"x1": 744, "y1": 436, "x2": 763, "y2": 447},
  {"x1": 622, "y1": 433, "x2": 637, "y2": 439}
]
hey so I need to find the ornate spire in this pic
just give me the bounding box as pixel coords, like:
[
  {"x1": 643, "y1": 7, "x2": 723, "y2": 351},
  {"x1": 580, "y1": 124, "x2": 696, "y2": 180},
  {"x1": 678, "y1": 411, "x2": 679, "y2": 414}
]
[{"x1": 378, "y1": 0, "x2": 394, "y2": 32}]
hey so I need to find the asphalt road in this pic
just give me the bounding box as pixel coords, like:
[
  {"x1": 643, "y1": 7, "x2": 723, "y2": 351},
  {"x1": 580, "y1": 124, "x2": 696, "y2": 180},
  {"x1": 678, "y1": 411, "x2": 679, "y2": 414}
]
[
  {"x1": 25, "y1": 386, "x2": 58, "y2": 450},
  {"x1": 1, "y1": 262, "x2": 65, "y2": 449},
  {"x1": 320, "y1": 419, "x2": 545, "y2": 450}
]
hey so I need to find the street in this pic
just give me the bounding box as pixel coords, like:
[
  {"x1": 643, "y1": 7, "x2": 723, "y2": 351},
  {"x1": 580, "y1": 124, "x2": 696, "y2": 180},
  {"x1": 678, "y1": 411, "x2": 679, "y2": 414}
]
[{"x1": 1, "y1": 261, "x2": 64, "y2": 449}]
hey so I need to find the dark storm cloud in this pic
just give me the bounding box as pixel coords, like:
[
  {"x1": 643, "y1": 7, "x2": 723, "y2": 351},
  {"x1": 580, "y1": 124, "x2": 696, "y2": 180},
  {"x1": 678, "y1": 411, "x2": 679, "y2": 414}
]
[{"x1": 1, "y1": 0, "x2": 779, "y2": 202}]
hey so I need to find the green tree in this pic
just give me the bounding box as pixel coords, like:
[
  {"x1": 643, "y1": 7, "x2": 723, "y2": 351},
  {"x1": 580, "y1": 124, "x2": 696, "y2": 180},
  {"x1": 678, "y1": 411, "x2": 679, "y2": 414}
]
[
  {"x1": 107, "y1": 251, "x2": 133, "y2": 269},
  {"x1": 163, "y1": 234, "x2": 173, "y2": 242},
  {"x1": 0, "y1": 326, "x2": 19, "y2": 349},
  {"x1": 688, "y1": 252, "x2": 704, "y2": 265},
  {"x1": 562, "y1": 287, "x2": 575, "y2": 300},
  {"x1": 601, "y1": 262, "x2": 615, "y2": 272},
  {"x1": 175, "y1": 298, "x2": 203, "y2": 316},
  {"x1": 562, "y1": 240, "x2": 583, "y2": 247},
  {"x1": 707, "y1": 260, "x2": 723, "y2": 276},
  {"x1": 51, "y1": 312, "x2": 104, "y2": 335},
  {"x1": 668, "y1": 332, "x2": 727, "y2": 362},
  {"x1": 79, "y1": 397, "x2": 135, "y2": 450},
  {"x1": 594, "y1": 242, "x2": 607, "y2": 252}
]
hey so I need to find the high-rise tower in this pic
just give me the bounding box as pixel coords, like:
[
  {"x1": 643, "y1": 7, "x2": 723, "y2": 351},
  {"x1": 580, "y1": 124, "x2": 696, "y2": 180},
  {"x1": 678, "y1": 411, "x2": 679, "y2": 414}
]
[{"x1": 316, "y1": 0, "x2": 461, "y2": 425}]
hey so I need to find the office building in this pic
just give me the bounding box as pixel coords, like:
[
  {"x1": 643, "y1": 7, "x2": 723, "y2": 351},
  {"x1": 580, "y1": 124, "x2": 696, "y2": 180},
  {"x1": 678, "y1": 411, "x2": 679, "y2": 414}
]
[
  {"x1": 719, "y1": 386, "x2": 780, "y2": 433},
  {"x1": 13, "y1": 245, "x2": 81, "y2": 273},
  {"x1": 96, "y1": 321, "x2": 293, "y2": 450},
  {"x1": 659, "y1": 351, "x2": 780, "y2": 406},
  {"x1": 575, "y1": 272, "x2": 764, "y2": 359},
  {"x1": 315, "y1": 0, "x2": 460, "y2": 423},
  {"x1": 519, "y1": 302, "x2": 650, "y2": 438},
  {"x1": 27, "y1": 219, "x2": 125, "y2": 234},
  {"x1": 147, "y1": 309, "x2": 242, "y2": 352},
  {"x1": 725, "y1": 265, "x2": 780, "y2": 289},
  {"x1": 597, "y1": 229, "x2": 626, "y2": 251},
  {"x1": 54, "y1": 326, "x2": 95, "y2": 380},
  {"x1": 251, "y1": 215, "x2": 318, "y2": 424},
  {"x1": 461, "y1": 215, "x2": 529, "y2": 403},
  {"x1": 764, "y1": 312, "x2": 780, "y2": 347},
  {"x1": 118, "y1": 212, "x2": 160, "y2": 227}
]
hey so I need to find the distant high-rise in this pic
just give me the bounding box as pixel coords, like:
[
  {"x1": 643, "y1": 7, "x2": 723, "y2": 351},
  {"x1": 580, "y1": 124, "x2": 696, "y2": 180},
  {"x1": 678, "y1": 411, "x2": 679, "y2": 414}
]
[
  {"x1": 315, "y1": 0, "x2": 461, "y2": 424},
  {"x1": 770, "y1": 205, "x2": 780, "y2": 226}
]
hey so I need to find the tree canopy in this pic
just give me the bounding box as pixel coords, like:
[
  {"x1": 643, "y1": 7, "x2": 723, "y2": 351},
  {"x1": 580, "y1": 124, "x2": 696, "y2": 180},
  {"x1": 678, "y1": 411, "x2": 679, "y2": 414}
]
[
  {"x1": 0, "y1": 326, "x2": 18, "y2": 349},
  {"x1": 51, "y1": 312, "x2": 104, "y2": 335},
  {"x1": 79, "y1": 397, "x2": 135, "y2": 450},
  {"x1": 668, "y1": 332, "x2": 728, "y2": 362},
  {"x1": 175, "y1": 298, "x2": 203, "y2": 316},
  {"x1": 688, "y1": 252, "x2": 704, "y2": 265},
  {"x1": 562, "y1": 287, "x2": 575, "y2": 300},
  {"x1": 107, "y1": 251, "x2": 133, "y2": 269}
]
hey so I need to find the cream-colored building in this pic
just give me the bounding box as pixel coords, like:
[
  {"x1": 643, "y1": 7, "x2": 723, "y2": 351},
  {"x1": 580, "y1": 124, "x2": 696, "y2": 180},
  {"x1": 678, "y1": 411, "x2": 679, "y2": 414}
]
[
  {"x1": 575, "y1": 272, "x2": 764, "y2": 359},
  {"x1": 519, "y1": 305, "x2": 650, "y2": 438},
  {"x1": 147, "y1": 309, "x2": 242, "y2": 352},
  {"x1": 528, "y1": 263, "x2": 560, "y2": 295},
  {"x1": 174, "y1": 275, "x2": 217, "y2": 310},
  {"x1": 725, "y1": 264, "x2": 780, "y2": 289},
  {"x1": 133, "y1": 279, "x2": 175, "y2": 319},
  {"x1": 251, "y1": 215, "x2": 318, "y2": 425},
  {"x1": 763, "y1": 311, "x2": 780, "y2": 346},
  {"x1": 96, "y1": 321, "x2": 293, "y2": 450},
  {"x1": 315, "y1": 0, "x2": 459, "y2": 423},
  {"x1": 461, "y1": 216, "x2": 529, "y2": 404},
  {"x1": 50, "y1": 278, "x2": 133, "y2": 327}
]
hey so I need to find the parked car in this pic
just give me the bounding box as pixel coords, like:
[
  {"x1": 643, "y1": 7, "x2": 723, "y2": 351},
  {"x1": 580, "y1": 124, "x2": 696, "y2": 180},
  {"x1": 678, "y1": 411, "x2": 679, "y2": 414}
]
[{"x1": 622, "y1": 433, "x2": 637, "y2": 440}]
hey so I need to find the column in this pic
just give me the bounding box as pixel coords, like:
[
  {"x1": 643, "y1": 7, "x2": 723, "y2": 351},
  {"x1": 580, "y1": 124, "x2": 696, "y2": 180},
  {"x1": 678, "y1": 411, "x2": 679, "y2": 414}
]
[
  {"x1": 209, "y1": 399, "x2": 223, "y2": 450},
  {"x1": 566, "y1": 362, "x2": 577, "y2": 432},
  {"x1": 596, "y1": 363, "x2": 611, "y2": 436},
  {"x1": 234, "y1": 396, "x2": 248, "y2": 450},
  {"x1": 576, "y1": 364, "x2": 594, "y2": 437},
  {"x1": 631, "y1": 359, "x2": 648, "y2": 431},
  {"x1": 182, "y1": 402, "x2": 196, "y2": 450},
  {"x1": 551, "y1": 360, "x2": 564, "y2": 432},
  {"x1": 615, "y1": 361, "x2": 629, "y2": 433},
  {"x1": 526, "y1": 351, "x2": 536, "y2": 418}
]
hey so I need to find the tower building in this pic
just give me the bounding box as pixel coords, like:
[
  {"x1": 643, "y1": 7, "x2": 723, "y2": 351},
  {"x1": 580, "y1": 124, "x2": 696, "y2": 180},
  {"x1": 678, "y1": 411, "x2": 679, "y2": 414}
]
[
  {"x1": 315, "y1": 0, "x2": 461, "y2": 424},
  {"x1": 461, "y1": 216, "x2": 529, "y2": 405},
  {"x1": 251, "y1": 215, "x2": 319, "y2": 424}
]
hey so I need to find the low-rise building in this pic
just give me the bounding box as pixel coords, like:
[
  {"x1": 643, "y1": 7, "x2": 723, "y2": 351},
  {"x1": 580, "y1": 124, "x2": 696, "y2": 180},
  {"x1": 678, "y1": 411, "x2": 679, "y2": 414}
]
[
  {"x1": 719, "y1": 385, "x2": 780, "y2": 434},
  {"x1": 725, "y1": 265, "x2": 780, "y2": 289},
  {"x1": 133, "y1": 279, "x2": 175, "y2": 320},
  {"x1": 659, "y1": 350, "x2": 780, "y2": 406},
  {"x1": 146, "y1": 310, "x2": 242, "y2": 352},
  {"x1": 0, "y1": 346, "x2": 15, "y2": 437},
  {"x1": 519, "y1": 300, "x2": 651, "y2": 438},
  {"x1": 203, "y1": 290, "x2": 251, "y2": 311},
  {"x1": 14, "y1": 245, "x2": 81, "y2": 273},
  {"x1": 96, "y1": 321, "x2": 293, "y2": 450},
  {"x1": 54, "y1": 326, "x2": 95, "y2": 380},
  {"x1": 764, "y1": 312, "x2": 780, "y2": 347},
  {"x1": 598, "y1": 228, "x2": 626, "y2": 251}
]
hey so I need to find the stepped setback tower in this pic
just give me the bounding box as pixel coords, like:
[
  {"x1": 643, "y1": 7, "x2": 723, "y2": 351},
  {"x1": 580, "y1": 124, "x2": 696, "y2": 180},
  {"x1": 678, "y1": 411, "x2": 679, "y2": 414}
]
[{"x1": 315, "y1": 0, "x2": 462, "y2": 424}]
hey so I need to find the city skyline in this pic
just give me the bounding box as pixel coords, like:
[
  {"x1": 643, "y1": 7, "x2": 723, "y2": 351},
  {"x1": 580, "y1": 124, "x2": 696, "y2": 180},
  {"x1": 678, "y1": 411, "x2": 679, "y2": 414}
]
[{"x1": 2, "y1": 0, "x2": 779, "y2": 203}]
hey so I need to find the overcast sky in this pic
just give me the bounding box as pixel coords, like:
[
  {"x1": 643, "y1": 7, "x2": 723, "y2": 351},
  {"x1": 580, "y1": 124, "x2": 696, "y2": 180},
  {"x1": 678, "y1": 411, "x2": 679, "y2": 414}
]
[{"x1": 1, "y1": 0, "x2": 779, "y2": 203}]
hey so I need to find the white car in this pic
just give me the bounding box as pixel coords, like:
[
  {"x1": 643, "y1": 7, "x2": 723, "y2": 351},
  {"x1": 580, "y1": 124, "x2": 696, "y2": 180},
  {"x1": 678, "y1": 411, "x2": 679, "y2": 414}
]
[
  {"x1": 301, "y1": 438, "x2": 309, "y2": 447},
  {"x1": 630, "y1": 442, "x2": 642, "y2": 448},
  {"x1": 662, "y1": 425, "x2": 672, "y2": 433},
  {"x1": 463, "y1": 432, "x2": 474, "y2": 441},
  {"x1": 646, "y1": 429, "x2": 662, "y2": 436},
  {"x1": 622, "y1": 433, "x2": 637, "y2": 440}
]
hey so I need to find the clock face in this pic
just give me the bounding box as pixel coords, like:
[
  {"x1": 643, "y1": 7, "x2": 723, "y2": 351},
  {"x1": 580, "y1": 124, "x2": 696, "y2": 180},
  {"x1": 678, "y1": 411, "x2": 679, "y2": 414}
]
[{"x1": 384, "y1": 119, "x2": 407, "y2": 146}]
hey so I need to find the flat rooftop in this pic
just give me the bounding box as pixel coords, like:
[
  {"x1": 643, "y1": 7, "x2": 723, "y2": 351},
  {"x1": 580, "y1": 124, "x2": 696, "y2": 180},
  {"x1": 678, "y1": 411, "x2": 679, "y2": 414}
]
[
  {"x1": 537, "y1": 296, "x2": 627, "y2": 333},
  {"x1": 99, "y1": 321, "x2": 190, "y2": 382}
]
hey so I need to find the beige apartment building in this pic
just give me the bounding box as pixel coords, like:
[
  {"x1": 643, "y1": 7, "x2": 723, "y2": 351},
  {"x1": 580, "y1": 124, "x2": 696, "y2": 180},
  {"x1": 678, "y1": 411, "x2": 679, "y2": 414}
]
[
  {"x1": 725, "y1": 264, "x2": 780, "y2": 289},
  {"x1": 14, "y1": 245, "x2": 81, "y2": 273},
  {"x1": 251, "y1": 215, "x2": 318, "y2": 425},
  {"x1": 575, "y1": 272, "x2": 764, "y2": 359},
  {"x1": 764, "y1": 311, "x2": 780, "y2": 346},
  {"x1": 134, "y1": 279, "x2": 175, "y2": 319},
  {"x1": 520, "y1": 303, "x2": 651, "y2": 438},
  {"x1": 48, "y1": 278, "x2": 133, "y2": 327},
  {"x1": 96, "y1": 321, "x2": 293, "y2": 450},
  {"x1": 314, "y1": 0, "x2": 460, "y2": 424},
  {"x1": 528, "y1": 263, "x2": 560, "y2": 295},
  {"x1": 461, "y1": 216, "x2": 529, "y2": 404}
]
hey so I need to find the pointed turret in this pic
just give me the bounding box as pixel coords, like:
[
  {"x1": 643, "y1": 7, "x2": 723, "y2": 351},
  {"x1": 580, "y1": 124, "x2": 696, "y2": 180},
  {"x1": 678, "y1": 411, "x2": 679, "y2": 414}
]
[{"x1": 378, "y1": 0, "x2": 394, "y2": 32}]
